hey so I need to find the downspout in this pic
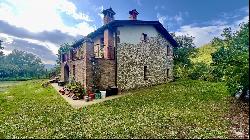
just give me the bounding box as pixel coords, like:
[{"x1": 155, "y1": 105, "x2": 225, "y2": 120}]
[{"x1": 114, "y1": 28, "x2": 118, "y2": 87}]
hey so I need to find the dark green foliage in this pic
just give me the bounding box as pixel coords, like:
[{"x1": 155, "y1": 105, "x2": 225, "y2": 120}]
[
  {"x1": 66, "y1": 80, "x2": 86, "y2": 99},
  {"x1": 57, "y1": 42, "x2": 72, "y2": 64},
  {"x1": 211, "y1": 22, "x2": 249, "y2": 96},
  {"x1": 171, "y1": 33, "x2": 197, "y2": 66},
  {"x1": 0, "y1": 49, "x2": 47, "y2": 80},
  {"x1": 171, "y1": 33, "x2": 197, "y2": 79}
]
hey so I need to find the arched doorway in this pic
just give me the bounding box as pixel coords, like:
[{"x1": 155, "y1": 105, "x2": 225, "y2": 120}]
[{"x1": 64, "y1": 64, "x2": 69, "y2": 82}]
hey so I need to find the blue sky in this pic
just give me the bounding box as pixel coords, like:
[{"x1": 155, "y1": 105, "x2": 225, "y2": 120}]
[{"x1": 0, "y1": 0, "x2": 249, "y2": 64}]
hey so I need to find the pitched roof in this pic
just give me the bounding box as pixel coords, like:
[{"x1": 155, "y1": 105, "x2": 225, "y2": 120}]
[
  {"x1": 87, "y1": 20, "x2": 178, "y2": 47},
  {"x1": 71, "y1": 38, "x2": 85, "y2": 48}
]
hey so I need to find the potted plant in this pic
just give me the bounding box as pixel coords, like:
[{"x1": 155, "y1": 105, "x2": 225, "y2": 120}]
[
  {"x1": 87, "y1": 88, "x2": 95, "y2": 101},
  {"x1": 95, "y1": 89, "x2": 101, "y2": 99}
]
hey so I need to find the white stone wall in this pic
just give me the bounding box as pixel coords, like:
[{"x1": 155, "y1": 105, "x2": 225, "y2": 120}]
[{"x1": 117, "y1": 34, "x2": 174, "y2": 90}]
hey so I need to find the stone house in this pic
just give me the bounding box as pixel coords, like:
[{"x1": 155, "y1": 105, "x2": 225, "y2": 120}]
[{"x1": 60, "y1": 8, "x2": 178, "y2": 91}]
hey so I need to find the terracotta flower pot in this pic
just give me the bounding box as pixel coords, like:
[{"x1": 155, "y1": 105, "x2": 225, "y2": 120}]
[{"x1": 89, "y1": 93, "x2": 95, "y2": 101}]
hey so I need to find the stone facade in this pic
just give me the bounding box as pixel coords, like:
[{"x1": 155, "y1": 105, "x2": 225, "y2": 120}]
[
  {"x1": 116, "y1": 34, "x2": 174, "y2": 90},
  {"x1": 61, "y1": 34, "x2": 174, "y2": 91},
  {"x1": 60, "y1": 40, "x2": 95, "y2": 89},
  {"x1": 92, "y1": 59, "x2": 116, "y2": 90}
]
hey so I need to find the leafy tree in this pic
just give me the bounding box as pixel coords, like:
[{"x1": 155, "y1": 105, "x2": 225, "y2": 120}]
[
  {"x1": 211, "y1": 22, "x2": 249, "y2": 96},
  {"x1": 0, "y1": 49, "x2": 46, "y2": 80},
  {"x1": 57, "y1": 42, "x2": 72, "y2": 64},
  {"x1": 171, "y1": 33, "x2": 197, "y2": 79},
  {"x1": 188, "y1": 62, "x2": 213, "y2": 81},
  {"x1": 0, "y1": 40, "x2": 4, "y2": 56}
]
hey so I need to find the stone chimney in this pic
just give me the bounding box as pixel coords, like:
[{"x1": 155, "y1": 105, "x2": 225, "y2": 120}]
[
  {"x1": 102, "y1": 7, "x2": 116, "y2": 25},
  {"x1": 129, "y1": 9, "x2": 139, "y2": 20}
]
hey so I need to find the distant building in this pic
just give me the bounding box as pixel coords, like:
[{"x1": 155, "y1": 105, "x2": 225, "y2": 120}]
[{"x1": 60, "y1": 8, "x2": 178, "y2": 91}]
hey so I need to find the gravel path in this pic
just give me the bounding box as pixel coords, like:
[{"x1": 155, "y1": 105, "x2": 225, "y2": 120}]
[{"x1": 51, "y1": 83, "x2": 129, "y2": 109}]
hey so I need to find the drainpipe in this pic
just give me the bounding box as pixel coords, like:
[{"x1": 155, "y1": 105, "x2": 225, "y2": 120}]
[{"x1": 114, "y1": 28, "x2": 118, "y2": 87}]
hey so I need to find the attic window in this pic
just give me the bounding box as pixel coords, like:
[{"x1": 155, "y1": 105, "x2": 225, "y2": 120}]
[
  {"x1": 144, "y1": 66, "x2": 148, "y2": 80},
  {"x1": 117, "y1": 36, "x2": 120, "y2": 43},
  {"x1": 142, "y1": 33, "x2": 147, "y2": 41},
  {"x1": 167, "y1": 45, "x2": 171, "y2": 56},
  {"x1": 116, "y1": 30, "x2": 120, "y2": 35}
]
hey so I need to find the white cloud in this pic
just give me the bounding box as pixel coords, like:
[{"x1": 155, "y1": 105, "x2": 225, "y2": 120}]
[
  {"x1": 175, "y1": 15, "x2": 249, "y2": 47},
  {"x1": 157, "y1": 12, "x2": 184, "y2": 27},
  {"x1": 0, "y1": 33, "x2": 58, "y2": 64},
  {"x1": 157, "y1": 13, "x2": 167, "y2": 25},
  {"x1": 96, "y1": 6, "x2": 104, "y2": 25},
  {"x1": 174, "y1": 12, "x2": 183, "y2": 23},
  {"x1": 0, "y1": 0, "x2": 97, "y2": 64},
  {"x1": 175, "y1": 25, "x2": 225, "y2": 47},
  {"x1": 57, "y1": 0, "x2": 93, "y2": 22},
  {"x1": 0, "y1": 33, "x2": 58, "y2": 55},
  {"x1": 0, "y1": 0, "x2": 95, "y2": 36}
]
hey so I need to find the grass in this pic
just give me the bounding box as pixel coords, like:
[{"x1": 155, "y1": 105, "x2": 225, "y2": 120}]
[
  {"x1": 0, "y1": 80, "x2": 230, "y2": 139},
  {"x1": 0, "y1": 81, "x2": 22, "y2": 92}
]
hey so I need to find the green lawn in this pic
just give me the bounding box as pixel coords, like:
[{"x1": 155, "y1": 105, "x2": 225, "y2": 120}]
[
  {"x1": 0, "y1": 81, "x2": 22, "y2": 92},
  {"x1": 0, "y1": 80, "x2": 230, "y2": 139}
]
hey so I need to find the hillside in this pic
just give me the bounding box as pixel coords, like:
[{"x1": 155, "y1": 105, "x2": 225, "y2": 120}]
[
  {"x1": 0, "y1": 80, "x2": 230, "y2": 139},
  {"x1": 191, "y1": 44, "x2": 218, "y2": 64}
]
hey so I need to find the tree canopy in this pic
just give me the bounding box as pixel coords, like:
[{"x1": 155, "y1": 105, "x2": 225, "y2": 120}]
[
  {"x1": 211, "y1": 22, "x2": 249, "y2": 96},
  {"x1": 0, "y1": 49, "x2": 47, "y2": 80}
]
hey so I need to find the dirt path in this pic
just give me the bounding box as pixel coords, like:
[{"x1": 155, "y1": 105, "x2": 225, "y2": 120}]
[{"x1": 51, "y1": 83, "x2": 130, "y2": 109}]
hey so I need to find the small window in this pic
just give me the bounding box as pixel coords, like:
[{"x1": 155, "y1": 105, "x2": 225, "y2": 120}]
[
  {"x1": 144, "y1": 66, "x2": 148, "y2": 80},
  {"x1": 117, "y1": 36, "x2": 120, "y2": 43},
  {"x1": 167, "y1": 45, "x2": 171, "y2": 56},
  {"x1": 142, "y1": 33, "x2": 147, "y2": 41},
  {"x1": 73, "y1": 65, "x2": 76, "y2": 78},
  {"x1": 167, "y1": 69, "x2": 170, "y2": 78},
  {"x1": 116, "y1": 30, "x2": 120, "y2": 35}
]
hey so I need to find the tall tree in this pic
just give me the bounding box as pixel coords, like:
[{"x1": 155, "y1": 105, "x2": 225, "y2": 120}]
[
  {"x1": 0, "y1": 49, "x2": 46, "y2": 80},
  {"x1": 171, "y1": 33, "x2": 197, "y2": 79},
  {"x1": 171, "y1": 33, "x2": 197, "y2": 66},
  {"x1": 211, "y1": 22, "x2": 249, "y2": 96},
  {"x1": 57, "y1": 42, "x2": 72, "y2": 64}
]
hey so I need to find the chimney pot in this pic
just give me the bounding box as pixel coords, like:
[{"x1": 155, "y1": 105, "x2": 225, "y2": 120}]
[
  {"x1": 102, "y1": 7, "x2": 116, "y2": 25},
  {"x1": 129, "y1": 9, "x2": 139, "y2": 20}
]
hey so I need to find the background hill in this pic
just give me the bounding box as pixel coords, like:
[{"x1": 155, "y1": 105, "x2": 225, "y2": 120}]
[{"x1": 191, "y1": 44, "x2": 218, "y2": 64}]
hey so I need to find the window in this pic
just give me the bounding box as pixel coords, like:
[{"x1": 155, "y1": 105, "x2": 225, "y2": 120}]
[
  {"x1": 144, "y1": 66, "x2": 148, "y2": 80},
  {"x1": 142, "y1": 33, "x2": 147, "y2": 41},
  {"x1": 116, "y1": 30, "x2": 120, "y2": 35},
  {"x1": 73, "y1": 65, "x2": 76, "y2": 78},
  {"x1": 117, "y1": 36, "x2": 120, "y2": 43},
  {"x1": 167, "y1": 45, "x2": 171, "y2": 56},
  {"x1": 167, "y1": 69, "x2": 170, "y2": 78}
]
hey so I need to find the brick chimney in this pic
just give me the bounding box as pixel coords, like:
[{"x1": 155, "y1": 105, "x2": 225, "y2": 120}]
[
  {"x1": 129, "y1": 9, "x2": 139, "y2": 20},
  {"x1": 102, "y1": 7, "x2": 116, "y2": 25}
]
